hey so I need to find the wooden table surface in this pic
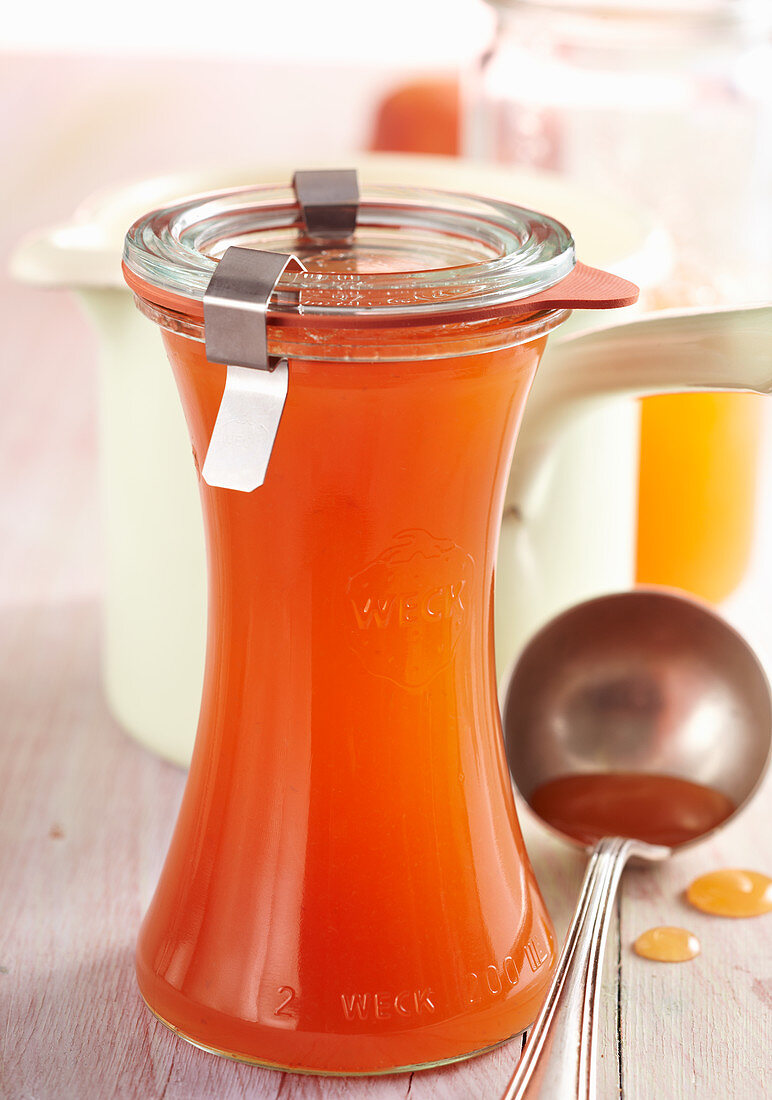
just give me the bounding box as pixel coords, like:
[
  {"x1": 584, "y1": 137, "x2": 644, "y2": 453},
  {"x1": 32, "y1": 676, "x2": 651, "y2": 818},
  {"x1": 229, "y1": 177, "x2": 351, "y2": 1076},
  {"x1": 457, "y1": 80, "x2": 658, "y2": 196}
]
[{"x1": 1, "y1": 53, "x2": 771, "y2": 1100}]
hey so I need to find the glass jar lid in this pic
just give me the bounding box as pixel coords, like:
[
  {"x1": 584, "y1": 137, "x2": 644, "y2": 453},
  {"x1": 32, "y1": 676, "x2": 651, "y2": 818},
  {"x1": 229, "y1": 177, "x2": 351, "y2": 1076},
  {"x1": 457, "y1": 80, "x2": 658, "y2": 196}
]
[{"x1": 123, "y1": 182, "x2": 575, "y2": 324}]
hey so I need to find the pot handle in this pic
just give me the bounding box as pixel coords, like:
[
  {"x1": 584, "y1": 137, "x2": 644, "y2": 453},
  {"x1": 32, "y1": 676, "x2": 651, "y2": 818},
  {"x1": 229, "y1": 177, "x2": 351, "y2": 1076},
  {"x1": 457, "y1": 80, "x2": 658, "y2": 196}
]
[
  {"x1": 509, "y1": 304, "x2": 772, "y2": 515},
  {"x1": 10, "y1": 222, "x2": 117, "y2": 288}
]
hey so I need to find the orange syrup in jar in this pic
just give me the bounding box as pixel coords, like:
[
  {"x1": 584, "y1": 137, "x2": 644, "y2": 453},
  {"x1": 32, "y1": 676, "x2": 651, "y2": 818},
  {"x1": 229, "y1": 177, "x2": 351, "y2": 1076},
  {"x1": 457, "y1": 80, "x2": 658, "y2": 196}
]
[{"x1": 132, "y1": 309, "x2": 559, "y2": 1074}]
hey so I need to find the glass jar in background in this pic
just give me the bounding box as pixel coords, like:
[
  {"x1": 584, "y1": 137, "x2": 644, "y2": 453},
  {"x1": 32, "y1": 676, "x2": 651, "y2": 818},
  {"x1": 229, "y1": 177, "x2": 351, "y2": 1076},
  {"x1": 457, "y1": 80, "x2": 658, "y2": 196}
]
[{"x1": 467, "y1": 0, "x2": 772, "y2": 603}]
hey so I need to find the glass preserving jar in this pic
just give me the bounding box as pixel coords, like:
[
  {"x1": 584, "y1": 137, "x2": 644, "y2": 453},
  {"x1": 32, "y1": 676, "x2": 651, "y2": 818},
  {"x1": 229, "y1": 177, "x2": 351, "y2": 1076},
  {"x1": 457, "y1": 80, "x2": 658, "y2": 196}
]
[{"x1": 122, "y1": 178, "x2": 635, "y2": 1074}]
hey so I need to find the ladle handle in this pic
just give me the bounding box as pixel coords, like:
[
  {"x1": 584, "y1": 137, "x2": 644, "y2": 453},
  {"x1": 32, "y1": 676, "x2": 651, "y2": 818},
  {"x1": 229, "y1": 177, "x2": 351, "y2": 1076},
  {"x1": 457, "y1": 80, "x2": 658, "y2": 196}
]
[{"x1": 502, "y1": 836, "x2": 635, "y2": 1100}]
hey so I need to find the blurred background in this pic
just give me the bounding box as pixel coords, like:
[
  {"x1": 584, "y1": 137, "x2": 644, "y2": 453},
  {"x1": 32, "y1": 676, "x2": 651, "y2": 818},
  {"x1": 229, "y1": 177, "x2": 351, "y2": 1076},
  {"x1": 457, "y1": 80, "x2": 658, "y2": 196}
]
[{"x1": 3, "y1": 0, "x2": 772, "y2": 759}]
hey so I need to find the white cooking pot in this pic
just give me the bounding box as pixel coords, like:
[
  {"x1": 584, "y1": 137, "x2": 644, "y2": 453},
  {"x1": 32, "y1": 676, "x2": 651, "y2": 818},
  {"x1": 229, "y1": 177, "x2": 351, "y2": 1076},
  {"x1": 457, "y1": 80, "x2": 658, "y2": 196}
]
[{"x1": 13, "y1": 154, "x2": 675, "y2": 766}]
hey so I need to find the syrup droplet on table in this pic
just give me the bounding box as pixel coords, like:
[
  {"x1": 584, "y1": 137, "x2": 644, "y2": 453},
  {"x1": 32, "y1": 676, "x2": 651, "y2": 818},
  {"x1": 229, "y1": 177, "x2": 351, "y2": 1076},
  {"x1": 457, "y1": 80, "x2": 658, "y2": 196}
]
[
  {"x1": 686, "y1": 869, "x2": 772, "y2": 917},
  {"x1": 634, "y1": 926, "x2": 700, "y2": 962}
]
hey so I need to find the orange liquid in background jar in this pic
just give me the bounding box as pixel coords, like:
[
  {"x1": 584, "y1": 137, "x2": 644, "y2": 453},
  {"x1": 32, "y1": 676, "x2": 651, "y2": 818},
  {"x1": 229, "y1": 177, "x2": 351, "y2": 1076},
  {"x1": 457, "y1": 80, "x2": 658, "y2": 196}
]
[
  {"x1": 135, "y1": 316, "x2": 557, "y2": 1074},
  {"x1": 636, "y1": 390, "x2": 763, "y2": 603}
]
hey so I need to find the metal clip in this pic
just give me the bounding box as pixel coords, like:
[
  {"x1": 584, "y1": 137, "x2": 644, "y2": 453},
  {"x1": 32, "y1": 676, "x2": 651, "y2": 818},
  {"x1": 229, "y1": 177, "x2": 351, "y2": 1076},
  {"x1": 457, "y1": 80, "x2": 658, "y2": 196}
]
[
  {"x1": 203, "y1": 247, "x2": 302, "y2": 373},
  {"x1": 201, "y1": 247, "x2": 305, "y2": 493},
  {"x1": 293, "y1": 168, "x2": 359, "y2": 241},
  {"x1": 200, "y1": 167, "x2": 360, "y2": 493}
]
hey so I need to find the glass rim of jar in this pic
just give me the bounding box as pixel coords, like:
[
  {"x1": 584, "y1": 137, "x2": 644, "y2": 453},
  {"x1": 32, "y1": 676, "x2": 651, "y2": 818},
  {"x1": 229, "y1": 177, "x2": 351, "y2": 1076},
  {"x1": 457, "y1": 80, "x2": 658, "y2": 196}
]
[
  {"x1": 130, "y1": 291, "x2": 571, "y2": 362},
  {"x1": 123, "y1": 182, "x2": 575, "y2": 327}
]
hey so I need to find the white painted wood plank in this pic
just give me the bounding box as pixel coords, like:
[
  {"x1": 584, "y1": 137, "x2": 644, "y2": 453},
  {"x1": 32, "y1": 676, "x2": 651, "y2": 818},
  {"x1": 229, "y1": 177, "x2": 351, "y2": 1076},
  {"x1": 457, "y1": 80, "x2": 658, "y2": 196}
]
[{"x1": 618, "y1": 787, "x2": 772, "y2": 1100}]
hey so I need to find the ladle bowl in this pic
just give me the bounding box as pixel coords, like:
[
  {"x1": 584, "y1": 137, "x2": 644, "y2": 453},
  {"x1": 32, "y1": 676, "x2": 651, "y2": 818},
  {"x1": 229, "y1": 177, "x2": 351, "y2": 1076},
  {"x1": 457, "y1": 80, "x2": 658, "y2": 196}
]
[{"x1": 500, "y1": 589, "x2": 772, "y2": 1099}]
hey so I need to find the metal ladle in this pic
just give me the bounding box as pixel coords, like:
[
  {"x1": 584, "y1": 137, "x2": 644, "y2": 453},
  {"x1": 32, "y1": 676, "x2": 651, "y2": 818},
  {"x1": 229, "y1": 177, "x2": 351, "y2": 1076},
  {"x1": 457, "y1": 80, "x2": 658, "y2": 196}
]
[{"x1": 500, "y1": 590, "x2": 772, "y2": 1100}]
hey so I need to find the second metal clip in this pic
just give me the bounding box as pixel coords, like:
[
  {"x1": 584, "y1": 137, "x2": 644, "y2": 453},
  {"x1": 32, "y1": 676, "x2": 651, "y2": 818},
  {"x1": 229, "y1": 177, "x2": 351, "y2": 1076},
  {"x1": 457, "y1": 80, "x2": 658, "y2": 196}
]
[{"x1": 293, "y1": 168, "x2": 359, "y2": 241}]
